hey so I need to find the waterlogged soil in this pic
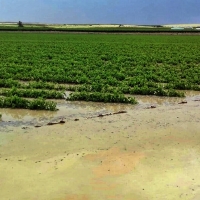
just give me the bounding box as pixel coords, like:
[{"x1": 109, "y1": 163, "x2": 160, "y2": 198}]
[
  {"x1": 0, "y1": 91, "x2": 199, "y2": 129},
  {"x1": 0, "y1": 93, "x2": 200, "y2": 200}
]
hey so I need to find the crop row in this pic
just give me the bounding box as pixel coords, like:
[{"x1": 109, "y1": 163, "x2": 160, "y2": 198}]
[
  {"x1": 0, "y1": 87, "x2": 65, "y2": 99},
  {"x1": 0, "y1": 33, "x2": 199, "y2": 109},
  {"x1": 0, "y1": 79, "x2": 66, "y2": 90},
  {"x1": 67, "y1": 92, "x2": 137, "y2": 104},
  {"x1": 0, "y1": 95, "x2": 57, "y2": 111}
]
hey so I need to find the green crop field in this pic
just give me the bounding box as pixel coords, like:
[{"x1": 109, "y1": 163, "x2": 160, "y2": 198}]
[{"x1": 0, "y1": 33, "x2": 200, "y2": 110}]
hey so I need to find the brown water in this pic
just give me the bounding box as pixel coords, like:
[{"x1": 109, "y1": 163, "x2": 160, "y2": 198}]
[
  {"x1": 0, "y1": 91, "x2": 199, "y2": 125},
  {"x1": 0, "y1": 92, "x2": 200, "y2": 200}
]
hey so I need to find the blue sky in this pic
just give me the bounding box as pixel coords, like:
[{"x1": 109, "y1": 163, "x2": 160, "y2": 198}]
[{"x1": 0, "y1": 0, "x2": 200, "y2": 24}]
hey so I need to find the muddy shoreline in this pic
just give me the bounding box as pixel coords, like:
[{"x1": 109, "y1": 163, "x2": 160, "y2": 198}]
[
  {"x1": 0, "y1": 95, "x2": 200, "y2": 200},
  {"x1": 1, "y1": 92, "x2": 199, "y2": 130}
]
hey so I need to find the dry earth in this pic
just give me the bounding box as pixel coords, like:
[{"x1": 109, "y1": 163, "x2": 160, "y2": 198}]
[{"x1": 0, "y1": 97, "x2": 200, "y2": 200}]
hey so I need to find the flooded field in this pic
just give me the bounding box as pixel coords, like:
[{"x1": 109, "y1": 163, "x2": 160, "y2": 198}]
[
  {"x1": 0, "y1": 92, "x2": 200, "y2": 200},
  {"x1": 1, "y1": 91, "x2": 199, "y2": 128}
]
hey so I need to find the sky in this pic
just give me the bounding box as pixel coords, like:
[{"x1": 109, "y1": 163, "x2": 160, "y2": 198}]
[{"x1": 0, "y1": 0, "x2": 200, "y2": 25}]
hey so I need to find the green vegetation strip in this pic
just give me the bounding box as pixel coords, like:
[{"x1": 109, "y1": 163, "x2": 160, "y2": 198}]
[
  {"x1": 67, "y1": 92, "x2": 137, "y2": 104},
  {"x1": 0, "y1": 87, "x2": 64, "y2": 99},
  {"x1": 0, "y1": 79, "x2": 66, "y2": 90},
  {"x1": 0, "y1": 26, "x2": 200, "y2": 33},
  {"x1": 0, "y1": 96, "x2": 57, "y2": 111},
  {"x1": 0, "y1": 33, "x2": 200, "y2": 110}
]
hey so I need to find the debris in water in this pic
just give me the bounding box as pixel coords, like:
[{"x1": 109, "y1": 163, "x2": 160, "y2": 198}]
[
  {"x1": 113, "y1": 111, "x2": 127, "y2": 114},
  {"x1": 88, "y1": 111, "x2": 127, "y2": 118},
  {"x1": 59, "y1": 120, "x2": 65, "y2": 124},
  {"x1": 35, "y1": 125, "x2": 42, "y2": 128},
  {"x1": 98, "y1": 113, "x2": 112, "y2": 117},
  {"x1": 22, "y1": 126, "x2": 28, "y2": 129},
  {"x1": 146, "y1": 105, "x2": 156, "y2": 109},
  {"x1": 178, "y1": 101, "x2": 187, "y2": 104}
]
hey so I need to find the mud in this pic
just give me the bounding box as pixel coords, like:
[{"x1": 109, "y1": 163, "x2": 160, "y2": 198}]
[
  {"x1": 0, "y1": 93, "x2": 200, "y2": 200},
  {"x1": 0, "y1": 91, "x2": 199, "y2": 129}
]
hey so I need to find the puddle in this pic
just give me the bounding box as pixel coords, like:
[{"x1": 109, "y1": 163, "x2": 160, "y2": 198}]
[
  {"x1": 0, "y1": 91, "x2": 199, "y2": 129},
  {"x1": 0, "y1": 91, "x2": 200, "y2": 200},
  {"x1": 134, "y1": 90, "x2": 200, "y2": 105}
]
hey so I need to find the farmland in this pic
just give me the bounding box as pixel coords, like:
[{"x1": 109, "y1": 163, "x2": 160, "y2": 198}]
[
  {"x1": 0, "y1": 33, "x2": 200, "y2": 110},
  {"x1": 1, "y1": 23, "x2": 200, "y2": 33},
  {"x1": 1, "y1": 32, "x2": 200, "y2": 200}
]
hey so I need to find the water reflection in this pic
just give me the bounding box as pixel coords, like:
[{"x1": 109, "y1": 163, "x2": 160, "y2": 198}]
[
  {"x1": 0, "y1": 91, "x2": 199, "y2": 123},
  {"x1": 135, "y1": 95, "x2": 184, "y2": 105},
  {"x1": 65, "y1": 101, "x2": 134, "y2": 112},
  {"x1": 134, "y1": 90, "x2": 200, "y2": 106},
  {"x1": 0, "y1": 108, "x2": 56, "y2": 121}
]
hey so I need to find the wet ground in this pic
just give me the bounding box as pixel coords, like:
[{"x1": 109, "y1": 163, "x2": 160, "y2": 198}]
[
  {"x1": 0, "y1": 91, "x2": 199, "y2": 129},
  {"x1": 0, "y1": 92, "x2": 200, "y2": 200}
]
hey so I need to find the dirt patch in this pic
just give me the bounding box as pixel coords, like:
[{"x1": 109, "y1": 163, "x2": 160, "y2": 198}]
[{"x1": 85, "y1": 148, "x2": 144, "y2": 178}]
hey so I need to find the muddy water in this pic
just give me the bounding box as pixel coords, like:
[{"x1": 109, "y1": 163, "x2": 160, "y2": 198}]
[
  {"x1": 0, "y1": 93, "x2": 200, "y2": 200},
  {"x1": 0, "y1": 91, "x2": 199, "y2": 127}
]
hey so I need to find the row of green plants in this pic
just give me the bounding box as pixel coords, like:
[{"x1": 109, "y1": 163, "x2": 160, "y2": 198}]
[
  {"x1": 0, "y1": 79, "x2": 66, "y2": 90},
  {"x1": 0, "y1": 87, "x2": 65, "y2": 99},
  {"x1": 0, "y1": 39, "x2": 199, "y2": 86},
  {"x1": 1, "y1": 78, "x2": 198, "y2": 96},
  {"x1": 0, "y1": 95, "x2": 57, "y2": 111},
  {"x1": 165, "y1": 82, "x2": 200, "y2": 91},
  {"x1": 67, "y1": 92, "x2": 137, "y2": 104},
  {"x1": 75, "y1": 83, "x2": 185, "y2": 97},
  {"x1": 0, "y1": 33, "x2": 199, "y2": 108},
  {"x1": 0, "y1": 78, "x2": 194, "y2": 97}
]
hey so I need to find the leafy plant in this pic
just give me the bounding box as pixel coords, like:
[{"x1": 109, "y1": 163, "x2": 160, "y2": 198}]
[{"x1": 0, "y1": 96, "x2": 57, "y2": 111}]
